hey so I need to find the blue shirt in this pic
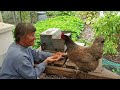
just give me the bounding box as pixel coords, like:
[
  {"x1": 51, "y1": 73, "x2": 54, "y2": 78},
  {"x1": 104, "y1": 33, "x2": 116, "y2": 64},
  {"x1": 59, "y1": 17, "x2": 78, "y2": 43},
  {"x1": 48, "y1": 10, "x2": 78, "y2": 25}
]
[{"x1": 0, "y1": 42, "x2": 53, "y2": 79}]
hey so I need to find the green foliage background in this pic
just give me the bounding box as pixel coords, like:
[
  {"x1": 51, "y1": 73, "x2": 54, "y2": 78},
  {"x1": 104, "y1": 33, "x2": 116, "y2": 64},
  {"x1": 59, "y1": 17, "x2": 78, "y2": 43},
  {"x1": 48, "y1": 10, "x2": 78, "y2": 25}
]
[
  {"x1": 46, "y1": 11, "x2": 76, "y2": 18},
  {"x1": 9, "y1": 11, "x2": 120, "y2": 56},
  {"x1": 33, "y1": 15, "x2": 84, "y2": 49},
  {"x1": 75, "y1": 11, "x2": 99, "y2": 25}
]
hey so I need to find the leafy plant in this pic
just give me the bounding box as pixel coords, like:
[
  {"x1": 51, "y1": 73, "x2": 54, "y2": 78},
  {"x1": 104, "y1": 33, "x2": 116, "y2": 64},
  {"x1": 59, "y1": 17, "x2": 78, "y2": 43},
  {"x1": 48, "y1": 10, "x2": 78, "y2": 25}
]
[
  {"x1": 33, "y1": 15, "x2": 84, "y2": 49},
  {"x1": 75, "y1": 11, "x2": 99, "y2": 25},
  {"x1": 46, "y1": 11, "x2": 75, "y2": 18},
  {"x1": 92, "y1": 13, "x2": 120, "y2": 55}
]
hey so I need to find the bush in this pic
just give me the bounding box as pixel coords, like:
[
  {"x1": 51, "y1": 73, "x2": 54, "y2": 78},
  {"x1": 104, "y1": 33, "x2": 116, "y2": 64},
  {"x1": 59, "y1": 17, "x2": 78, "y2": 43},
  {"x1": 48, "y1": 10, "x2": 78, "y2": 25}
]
[
  {"x1": 75, "y1": 11, "x2": 99, "y2": 25},
  {"x1": 46, "y1": 11, "x2": 75, "y2": 18},
  {"x1": 92, "y1": 13, "x2": 120, "y2": 55},
  {"x1": 33, "y1": 15, "x2": 84, "y2": 49}
]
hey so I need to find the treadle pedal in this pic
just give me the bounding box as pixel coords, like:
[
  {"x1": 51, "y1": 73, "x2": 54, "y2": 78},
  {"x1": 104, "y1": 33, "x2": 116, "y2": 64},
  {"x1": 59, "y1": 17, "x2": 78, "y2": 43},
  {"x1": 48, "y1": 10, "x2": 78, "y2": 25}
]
[{"x1": 49, "y1": 58, "x2": 66, "y2": 67}]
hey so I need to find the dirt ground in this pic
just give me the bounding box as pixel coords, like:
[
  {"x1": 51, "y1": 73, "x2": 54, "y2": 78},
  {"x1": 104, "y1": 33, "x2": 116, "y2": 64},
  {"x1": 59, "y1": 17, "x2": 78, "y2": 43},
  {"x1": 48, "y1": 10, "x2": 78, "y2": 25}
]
[
  {"x1": 103, "y1": 54, "x2": 120, "y2": 63},
  {"x1": 39, "y1": 73, "x2": 73, "y2": 79}
]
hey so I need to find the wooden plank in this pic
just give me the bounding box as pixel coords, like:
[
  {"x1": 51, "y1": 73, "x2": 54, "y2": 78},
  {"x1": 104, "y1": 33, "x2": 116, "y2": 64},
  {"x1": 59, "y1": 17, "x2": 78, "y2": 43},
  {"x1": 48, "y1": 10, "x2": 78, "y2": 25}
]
[
  {"x1": 48, "y1": 58, "x2": 77, "y2": 69},
  {"x1": 35, "y1": 54, "x2": 120, "y2": 79},
  {"x1": 44, "y1": 65, "x2": 120, "y2": 79},
  {"x1": 51, "y1": 59, "x2": 66, "y2": 67},
  {"x1": 44, "y1": 66, "x2": 78, "y2": 78}
]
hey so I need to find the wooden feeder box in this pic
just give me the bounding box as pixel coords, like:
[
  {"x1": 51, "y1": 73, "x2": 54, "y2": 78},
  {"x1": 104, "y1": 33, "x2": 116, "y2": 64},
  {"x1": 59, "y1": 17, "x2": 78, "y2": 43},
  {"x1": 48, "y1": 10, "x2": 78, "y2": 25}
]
[{"x1": 40, "y1": 28, "x2": 71, "y2": 52}]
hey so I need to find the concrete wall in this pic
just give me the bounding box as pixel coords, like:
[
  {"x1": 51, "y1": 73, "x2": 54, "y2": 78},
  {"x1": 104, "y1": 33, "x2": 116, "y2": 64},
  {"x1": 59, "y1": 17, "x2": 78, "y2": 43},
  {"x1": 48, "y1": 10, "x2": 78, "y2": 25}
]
[{"x1": 0, "y1": 22, "x2": 15, "y2": 67}]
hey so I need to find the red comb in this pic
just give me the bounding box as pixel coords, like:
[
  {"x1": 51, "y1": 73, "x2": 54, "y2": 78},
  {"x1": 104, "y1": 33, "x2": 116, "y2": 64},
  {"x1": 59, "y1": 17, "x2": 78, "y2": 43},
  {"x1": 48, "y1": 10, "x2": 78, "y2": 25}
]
[{"x1": 61, "y1": 32, "x2": 64, "y2": 35}]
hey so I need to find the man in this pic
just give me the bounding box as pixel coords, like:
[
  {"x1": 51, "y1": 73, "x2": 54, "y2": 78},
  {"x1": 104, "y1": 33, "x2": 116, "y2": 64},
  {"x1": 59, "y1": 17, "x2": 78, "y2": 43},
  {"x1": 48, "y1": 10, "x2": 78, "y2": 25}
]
[{"x1": 0, "y1": 23, "x2": 63, "y2": 79}]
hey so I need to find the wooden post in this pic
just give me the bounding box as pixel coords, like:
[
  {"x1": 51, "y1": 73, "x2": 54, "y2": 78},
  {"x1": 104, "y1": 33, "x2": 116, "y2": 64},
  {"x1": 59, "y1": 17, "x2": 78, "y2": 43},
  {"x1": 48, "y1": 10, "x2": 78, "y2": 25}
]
[
  {"x1": 30, "y1": 11, "x2": 33, "y2": 24},
  {"x1": 12, "y1": 11, "x2": 17, "y2": 25},
  {"x1": 0, "y1": 11, "x2": 3, "y2": 22},
  {"x1": 19, "y1": 11, "x2": 22, "y2": 23}
]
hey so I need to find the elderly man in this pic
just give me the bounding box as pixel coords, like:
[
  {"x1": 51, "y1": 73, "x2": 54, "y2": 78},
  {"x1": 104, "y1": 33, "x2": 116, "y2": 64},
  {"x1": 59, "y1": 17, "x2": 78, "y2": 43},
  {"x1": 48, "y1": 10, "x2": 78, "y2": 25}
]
[{"x1": 0, "y1": 23, "x2": 63, "y2": 79}]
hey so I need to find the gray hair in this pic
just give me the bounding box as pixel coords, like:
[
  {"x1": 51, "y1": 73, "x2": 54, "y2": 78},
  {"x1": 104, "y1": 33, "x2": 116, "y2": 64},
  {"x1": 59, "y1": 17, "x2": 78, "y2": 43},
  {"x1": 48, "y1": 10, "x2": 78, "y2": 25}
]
[{"x1": 14, "y1": 23, "x2": 36, "y2": 43}]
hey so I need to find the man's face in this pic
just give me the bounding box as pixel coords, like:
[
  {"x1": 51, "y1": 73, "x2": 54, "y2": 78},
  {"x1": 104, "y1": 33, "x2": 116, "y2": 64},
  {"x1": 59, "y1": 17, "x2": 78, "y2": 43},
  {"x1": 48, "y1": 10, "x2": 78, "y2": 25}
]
[{"x1": 21, "y1": 32, "x2": 36, "y2": 47}]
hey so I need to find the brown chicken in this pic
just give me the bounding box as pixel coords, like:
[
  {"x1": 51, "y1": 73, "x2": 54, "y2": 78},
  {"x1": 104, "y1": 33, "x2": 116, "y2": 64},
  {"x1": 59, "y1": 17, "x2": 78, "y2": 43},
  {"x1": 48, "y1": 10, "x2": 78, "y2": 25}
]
[{"x1": 61, "y1": 33, "x2": 105, "y2": 73}]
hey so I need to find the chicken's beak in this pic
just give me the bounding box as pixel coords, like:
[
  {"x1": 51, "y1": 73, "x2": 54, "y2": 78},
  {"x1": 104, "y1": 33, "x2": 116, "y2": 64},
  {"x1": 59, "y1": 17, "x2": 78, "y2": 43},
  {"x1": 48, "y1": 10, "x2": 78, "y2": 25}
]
[{"x1": 101, "y1": 40, "x2": 105, "y2": 43}]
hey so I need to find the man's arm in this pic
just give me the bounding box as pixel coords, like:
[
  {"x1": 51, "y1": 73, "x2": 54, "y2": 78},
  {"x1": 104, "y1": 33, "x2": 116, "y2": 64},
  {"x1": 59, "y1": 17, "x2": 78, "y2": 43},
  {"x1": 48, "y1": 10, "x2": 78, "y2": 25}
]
[
  {"x1": 13, "y1": 54, "x2": 62, "y2": 79},
  {"x1": 13, "y1": 56, "x2": 47, "y2": 79},
  {"x1": 29, "y1": 47, "x2": 53, "y2": 62}
]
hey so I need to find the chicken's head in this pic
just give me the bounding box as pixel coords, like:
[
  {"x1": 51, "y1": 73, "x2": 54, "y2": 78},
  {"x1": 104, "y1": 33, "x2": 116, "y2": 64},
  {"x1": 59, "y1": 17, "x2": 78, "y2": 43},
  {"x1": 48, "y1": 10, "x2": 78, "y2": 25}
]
[
  {"x1": 95, "y1": 36, "x2": 105, "y2": 44},
  {"x1": 93, "y1": 36, "x2": 105, "y2": 46},
  {"x1": 61, "y1": 32, "x2": 75, "y2": 45},
  {"x1": 61, "y1": 32, "x2": 66, "y2": 40}
]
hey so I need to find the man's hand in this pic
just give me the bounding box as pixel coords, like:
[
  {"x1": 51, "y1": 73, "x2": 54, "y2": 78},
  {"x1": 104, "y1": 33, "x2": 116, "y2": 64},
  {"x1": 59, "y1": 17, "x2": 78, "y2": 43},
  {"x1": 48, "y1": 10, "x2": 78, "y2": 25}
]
[{"x1": 44, "y1": 55, "x2": 62, "y2": 64}]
